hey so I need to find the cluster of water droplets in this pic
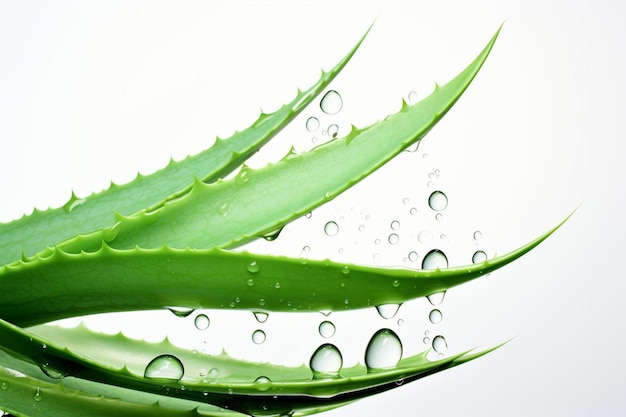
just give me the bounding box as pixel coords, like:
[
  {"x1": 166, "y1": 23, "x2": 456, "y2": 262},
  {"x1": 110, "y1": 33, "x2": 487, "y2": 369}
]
[{"x1": 304, "y1": 89, "x2": 344, "y2": 147}]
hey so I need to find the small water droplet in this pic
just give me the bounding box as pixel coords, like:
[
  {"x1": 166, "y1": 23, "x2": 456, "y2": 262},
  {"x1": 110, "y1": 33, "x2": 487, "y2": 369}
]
[
  {"x1": 320, "y1": 90, "x2": 343, "y2": 115},
  {"x1": 311, "y1": 136, "x2": 318, "y2": 143},
  {"x1": 208, "y1": 368, "x2": 220, "y2": 379},
  {"x1": 254, "y1": 312, "x2": 269, "y2": 323},
  {"x1": 410, "y1": 207, "x2": 418, "y2": 215},
  {"x1": 390, "y1": 220, "x2": 400, "y2": 230},
  {"x1": 254, "y1": 376, "x2": 271, "y2": 391},
  {"x1": 422, "y1": 249, "x2": 448, "y2": 270},
  {"x1": 472, "y1": 250, "x2": 487, "y2": 264},
  {"x1": 432, "y1": 335, "x2": 447, "y2": 354},
  {"x1": 429, "y1": 309, "x2": 443, "y2": 324},
  {"x1": 1, "y1": 382, "x2": 8, "y2": 391},
  {"x1": 418, "y1": 231, "x2": 433, "y2": 244},
  {"x1": 327, "y1": 124, "x2": 339, "y2": 138},
  {"x1": 236, "y1": 168, "x2": 250, "y2": 183},
  {"x1": 427, "y1": 181, "x2": 434, "y2": 188},
  {"x1": 319, "y1": 321, "x2": 336, "y2": 338},
  {"x1": 144, "y1": 355, "x2": 184, "y2": 380},
  {"x1": 365, "y1": 329, "x2": 402, "y2": 370},
  {"x1": 427, "y1": 291, "x2": 446, "y2": 306},
  {"x1": 408, "y1": 91, "x2": 418, "y2": 104},
  {"x1": 246, "y1": 278, "x2": 255, "y2": 287},
  {"x1": 408, "y1": 251, "x2": 418, "y2": 262},
  {"x1": 194, "y1": 314, "x2": 210, "y2": 330},
  {"x1": 262, "y1": 227, "x2": 283, "y2": 241},
  {"x1": 388, "y1": 233, "x2": 399, "y2": 245},
  {"x1": 300, "y1": 245, "x2": 311, "y2": 258},
  {"x1": 473, "y1": 230, "x2": 482, "y2": 240},
  {"x1": 306, "y1": 117, "x2": 320, "y2": 132},
  {"x1": 358, "y1": 224, "x2": 365, "y2": 232},
  {"x1": 274, "y1": 282, "x2": 281, "y2": 289},
  {"x1": 341, "y1": 265, "x2": 350, "y2": 275},
  {"x1": 33, "y1": 387, "x2": 43, "y2": 402},
  {"x1": 310, "y1": 344, "x2": 343, "y2": 376},
  {"x1": 247, "y1": 261, "x2": 260, "y2": 273},
  {"x1": 392, "y1": 280, "x2": 400, "y2": 288},
  {"x1": 428, "y1": 191, "x2": 448, "y2": 211},
  {"x1": 259, "y1": 298, "x2": 266, "y2": 306},
  {"x1": 305, "y1": 212, "x2": 312, "y2": 219},
  {"x1": 217, "y1": 201, "x2": 230, "y2": 217},
  {"x1": 42, "y1": 344, "x2": 46, "y2": 349},
  {"x1": 376, "y1": 304, "x2": 400, "y2": 319},
  {"x1": 397, "y1": 318, "x2": 404, "y2": 326},
  {"x1": 423, "y1": 336, "x2": 430, "y2": 345},
  {"x1": 252, "y1": 330, "x2": 266, "y2": 344},
  {"x1": 167, "y1": 307, "x2": 195, "y2": 318},
  {"x1": 324, "y1": 221, "x2": 339, "y2": 236}
]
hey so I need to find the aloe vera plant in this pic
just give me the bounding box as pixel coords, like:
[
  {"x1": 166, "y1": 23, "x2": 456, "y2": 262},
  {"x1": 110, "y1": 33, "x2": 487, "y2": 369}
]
[{"x1": 0, "y1": 24, "x2": 571, "y2": 417}]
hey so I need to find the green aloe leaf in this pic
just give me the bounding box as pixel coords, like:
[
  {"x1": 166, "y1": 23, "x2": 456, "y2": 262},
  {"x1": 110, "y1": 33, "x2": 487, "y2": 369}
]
[
  {"x1": 33, "y1": 26, "x2": 501, "y2": 258},
  {"x1": 0, "y1": 26, "x2": 370, "y2": 267},
  {"x1": 0, "y1": 214, "x2": 569, "y2": 327}
]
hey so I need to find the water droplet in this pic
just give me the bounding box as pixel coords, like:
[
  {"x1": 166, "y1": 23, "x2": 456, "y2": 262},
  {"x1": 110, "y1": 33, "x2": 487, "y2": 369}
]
[
  {"x1": 167, "y1": 306, "x2": 195, "y2": 318},
  {"x1": 428, "y1": 191, "x2": 448, "y2": 211},
  {"x1": 435, "y1": 213, "x2": 443, "y2": 221},
  {"x1": 403, "y1": 198, "x2": 410, "y2": 205},
  {"x1": 262, "y1": 227, "x2": 283, "y2": 241},
  {"x1": 327, "y1": 124, "x2": 339, "y2": 138},
  {"x1": 274, "y1": 282, "x2": 281, "y2": 289},
  {"x1": 320, "y1": 90, "x2": 343, "y2": 115},
  {"x1": 365, "y1": 329, "x2": 402, "y2": 370},
  {"x1": 408, "y1": 91, "x2": 418, "y2": 104},
  {"x1": 324, "y1": 221, "x2": 339, "y2": 236},
  {"x1": 319, "y1": 321, "x2": 336, "y2": 338},
  {"x1": 341, "y1": 265, "x2": 350, "y2": 275},
  {"x1": 423, "y1": 336, "x2": 430, "y2": 345},
  {"x1": 306, "y1": 116, "x2": 320, "y2": 132},
  {"x1": 432, "y1": 335, "x2": 447, "y2": 354},
  {"x1": 358, "y1": 224, "x2": 365, "y2": 232},
  {"x1": 392, "y1": 280, "x2": 400, "y2": 288},
  {"x1": 194, "y1": 314, "x2": 210, "y2": 330},
  {"x1": 311, "y1": 136, "x2": 318, "y2": 143},
  {"x1": 252, "y1": 330, "x2": 266, "y2": 344},
  {"x1": 247, "y1": 261, "x2": 260, "y2": 273},
  {"x1": 429, "y1": 309, "x2": 443, "y2": 324},
  {"x1": 397, "y1": 318, "x2": 404, "y2": 326},
  {"x1": 300, "y1": 245, "x2": 311, "y2": 258},
  {"x1": 144, "y1": 355, "x2": 184, "y2": 381},
  {"x1": 41, "y1": 344, "x2": 46, "y2": 349},
  {"x1": 422, "y1": 249, "x2": 448, "y2": 270},
  {"x1": 305, "y1": 212, "x2": 312, "y2": 219},
  {"x1": 33, "y1": 387, "x2": 43, "y2": 402},
  {"x1": 376, "y1": 304, "x2": 400, "y2": 319},
  {"x1": 388, "y1": 233, "x2": 399, "y2": 245},
  {"x1": 472, "y1": 250, "x2": 487, "y2": 264},
  {"x1": 473, "y1": 230, "x2": 482, "y2": 240},
  {"x1": 254, "y1": 376, "x2": 271, "y2": 391},
  {"x1": 418, "y1": 231, "x2": 433, "y2": 244},
  {"x1": 408, "y1": 251, "x2": 418, "y2": 262},
  {"x1": 310, "y1": 344, "x2": 343, "y2": 376},
  {"x1": 410, "y1": 207, "x2": 418, "y2": 215},
  {"x1": 374, "y1": 238, "x2": 381, "y2": 245},
  {"x1": 254, "y1": 312, "x2": 268, "y2": 323},
  {"x1": 426, "y1": 291, "x2": 446, "y2": 306},
  {"x1": 208, "y1": 367, "x2": 220, "y2": 379},
  {"x1": 246, "y1": 278, "x2": 255, "y2": 287},
  {"x1": 259, "y1": 298, "x2": 266, "y2": 306},
  {"x1": 39, "y1": 362, "x2": 66, "y2": 379},
  {"x1": 217, "y1": 201, "x2": 230, "y2": 217},
  {"x1": 427, "y1": 181, "x2": 434, "y2": 188},
  {"x1": 390, "y1": 220, "x2": 400, "y2": 230}
]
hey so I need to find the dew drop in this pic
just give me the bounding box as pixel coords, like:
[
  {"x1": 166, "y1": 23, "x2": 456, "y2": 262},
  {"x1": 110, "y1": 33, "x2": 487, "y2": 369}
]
[
  {"x1": 259, "y1": 298, "x2": 266, "y2": 306},
  {"x1": 472, "y1": 250, "x2": 487, "y2": 264},
  {"x1": 324, "y1": 221, "x2": 339, "y2": 236},
  {"x1": 217, "y1": 201, "x2": 230, "y2": 217},
  {"x1": 408, "y1": 251, "x2": 418, "y2": 262},
  {"x1": 428, "y1": 191, "x2": 448, "y2": 211},
  {"x1": 375, "y1": 303, "x2": 400, "y2": 319},
  {"x1": 341, "y1": 265, "x2": 350, "y2": 275},
  {"x1": 422, "y1": 249, "x2": 448, "y2": 270},
  {"x1": 388, "y1": 233, "x2": 399, "y2": 245},
  {"x1": 432, "y1": 335, "x2": 447, "y2": 354},
  {"x1": 246, "y1": 278, "x2": 255, "y2": 287},
  {"x1": 410, "y1": 207, "x2": 418, "y2": 215},
  {"x1": 429, "y1": 309, "x2": 443, "y2": 324},
  {"x1": 320, "y1": 90, "x2": 343, "y2": 114},
  {"x1": 423, "y1": 337, "x2": 430, "y2": 345},
  {"x1": 247, "y1": 261, "x2": 260, "y2": 273},
  {"x1": 426, "y1": 291, "x2": 446, "y2": 306},
  {"x1": 254, "y1": 312, "x2": 269, "y2": 323},
  {"x1": 144, "y1": 355, "x2": 184, "y2": 381},
  {"x1": 252, "y1": 330, "x2": 266, "y2": 344},
  {"x1": 40, "y1": 362, "x2": 66, "y2": 379},
  {"x1": 305, "y1": 212, "x2": 312, "y2": 219},
  {"x1": 327, "y1": 124, "x2": 339, "y2": 138},
  {"x1": 306, "y1": 117, "x2": 320, "y2": 132},
  {"x1": 408, "y1": 90, "x2": 418, "y2": 104},
  {"x1": 274, "y1": 282, "x2": 281, "y2": 289},
  {"x1": 1, "y1": 382, "x2": 7, "y2": 391},
  {"x1": 208, "y1": 367, "x2": 220, "y2": 379},
  {"x1": 392, "y1": 279, "x2": 400, "y2": 288},
  {"x1": 402, "y1": 198, "x2": 410, "y2": 205},
  {"x1": 365, "y1": 329, "x2": 402, "y2": 370},
  {"x1": 473, "y1": 230, "x2": 482, "y2": 240},
  {"x1": 167, "y1": 306, "x2": 195, "y2": 318},
  {"x1": 254, "y1": 376, "x2": 272, "y2": 391},
  {"x1": 358, "y1": 224, "x2": 365, "y2": 232},
  {"x1": 194, "y1": 314, "x2": 210, "y2": 330},
  {"x1": 33, "y1": 387, "x2": 43, "y2": 402},
  {"x1": 397, "y1": 318, "x2": 404, "y2": 326},
  {"x1": 390, "y1": 220, "x2": 400, "y2": 230},
  {"x1": 300, "y1": 245, "x2": 311, "y2": 258},
  {"x1": 310, "y1": 344, "x2": 343, "y2": 376},
  {"x1": 319, "y1": 321, "x2": 336, "y2": 338},
  {"x1": 435, "y1": 213, "x2": 443, "y2": 221}
]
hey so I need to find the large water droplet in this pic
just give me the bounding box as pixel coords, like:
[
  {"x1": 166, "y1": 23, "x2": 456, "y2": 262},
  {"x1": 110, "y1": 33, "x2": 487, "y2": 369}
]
[
  {"x1": 167, "y1": 306, "x2": 195, "y2": 318},
  {"x1": 320, "y1": 90, "x2": 343, "y2": 114},
  {"x1": 33, "y1": 387, "x2": 43, "y2": 402},
  {"x1": 324, "y1": 221, "x2": 339, "y2": 236},
  {"x1": 428, "y1": 191, "x2": 448, "y2": 211},
  {"x1": 422, "y1": 249, "x2": 448, "y2": 270},
  {"x1": 194, "y1": 314, "x2": 210, "y2": 330},
  {"x1": 144, "y1": 355, "x2": 184, "y2": 381},
  {"x1": 252, "y1": 330, "x2": 266, "y2": 344},
  {"x1": 426, "y1": 291, "x2": 446, "y2": 306},
  {"x1": 40, "y1": 363, "x2": 66, "y2": 380},
  {"x1": 208, "y1": 367, "x2": 220, "y2": 379},
  {"x1": 429, "y1": 309, "x2": 443, "y2": 324},
  {"x1": 319, "y1": 321, "x2": 336, "y2": 338},
  {"x1": 254, "y1": 376, "x2": 272, "y2": 391},
  {"x1": 472, "y1": 250, "x2": 487, "y2": 264},
  {"x1": 432, "y1": 335, "x2": 447, "y2": 354},
  {"x1": 310, "y1": 344, "x2": 343, "y2": 376},
  {"x1": 306, "y1": 117, "x2": 320, "y2": 132},
  {"x1": 376, "y1": 304, "x2": 401, "y2": 319},
  {"x1": 365, "y1": 329, "x2": 402, "y2": 370},
  {"x1": 254, "y1": 312, "x2": 269, "y2": 323},
  {"x1": 247, "y1": 261, "x2": 260, "y2": 273}
]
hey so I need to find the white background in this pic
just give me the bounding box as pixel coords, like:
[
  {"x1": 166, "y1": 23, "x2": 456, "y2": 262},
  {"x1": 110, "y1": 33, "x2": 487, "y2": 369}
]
[{"x1": 0, "y1": 1, "x2": 623, "y2": 416}]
